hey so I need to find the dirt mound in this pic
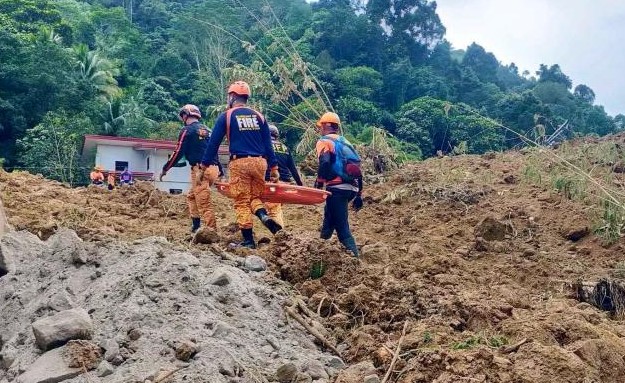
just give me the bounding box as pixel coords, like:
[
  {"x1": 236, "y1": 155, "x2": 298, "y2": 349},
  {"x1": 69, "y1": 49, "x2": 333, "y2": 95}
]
[
  {"x1": 4, "y1": 145, "x2": 625, "y2": 382},
  {"x1": 0, "y1": 229, "x2": 338, "y2": 382}
]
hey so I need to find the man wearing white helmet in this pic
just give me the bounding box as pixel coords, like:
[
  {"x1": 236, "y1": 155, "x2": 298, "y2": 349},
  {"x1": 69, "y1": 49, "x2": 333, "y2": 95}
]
[
  {"x1": 160, "y1": 104, "x2": 222, "y2": 233},
  {"x1": 264, "y1": 124, "x2": 303, "y2": 227}
]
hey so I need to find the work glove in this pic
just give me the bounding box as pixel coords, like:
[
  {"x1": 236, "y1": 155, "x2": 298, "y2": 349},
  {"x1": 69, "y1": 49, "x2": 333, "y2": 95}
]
[
  {"x1": 159, "y1": 171, "x2": 166, "y2": 181},
  {"x1": 269, "y1": 167, "x2": 280, "y2": 183},
  {"x1": 352, "y1": 195, "x2": 363, "y2": 211}
]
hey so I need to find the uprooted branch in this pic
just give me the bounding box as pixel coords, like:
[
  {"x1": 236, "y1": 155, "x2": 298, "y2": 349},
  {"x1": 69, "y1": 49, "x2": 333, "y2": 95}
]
[
  {"x1": 380, "y1": 321, "x2": 409, "y2": 383},
  {"x1": 285, "y1": 299, "x2": 342, "y2": 357}
]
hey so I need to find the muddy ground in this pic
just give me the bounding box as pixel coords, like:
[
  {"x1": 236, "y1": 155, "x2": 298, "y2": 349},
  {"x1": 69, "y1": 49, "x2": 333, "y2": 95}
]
[{"x1": 3, "y1": 143, "x2": 625, "y2": 382}]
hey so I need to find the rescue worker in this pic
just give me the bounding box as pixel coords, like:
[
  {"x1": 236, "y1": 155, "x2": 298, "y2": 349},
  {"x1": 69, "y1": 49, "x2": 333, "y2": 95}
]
[
  {"x1": 264, "y1": 124, "x2": 303, "y2": 227},
  {"x1": 107, "y1": 171, "x2": 116, "y2": 190},
  {"x1": 159, "y1": 104, "x2": 222, "y2": 233},
  {"x1": 314, "y1": 112, "x2": 363, "y2": 257},
  {"x1": 200, "y1": 81, "x2": 281, "y2": 249},
  {"x1": 90, "y1": 166, "x2": 104, "y2": 186},
  {"x1": 119, "y1": 168, "x2": 133, "y2": 186}
]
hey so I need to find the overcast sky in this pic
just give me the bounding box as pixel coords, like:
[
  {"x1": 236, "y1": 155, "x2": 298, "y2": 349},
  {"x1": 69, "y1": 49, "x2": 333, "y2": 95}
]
[{"x1": 435, "y1": 0, "x2": 625, "y2": 116}]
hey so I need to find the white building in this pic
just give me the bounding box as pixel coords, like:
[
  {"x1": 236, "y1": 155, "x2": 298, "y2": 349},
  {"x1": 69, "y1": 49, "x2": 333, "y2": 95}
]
[{"x1": 82, "y1": 135, "x2": 229, "y2": 193}]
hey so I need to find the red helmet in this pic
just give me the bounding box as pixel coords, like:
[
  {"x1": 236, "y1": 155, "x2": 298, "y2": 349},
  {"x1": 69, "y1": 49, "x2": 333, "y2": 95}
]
[
  {"x1": 227, "y1": 81, "x2": 251, "y2": 97},
  {"x1": 179, "y1": 104, "x2": 202, "y2": 119}
]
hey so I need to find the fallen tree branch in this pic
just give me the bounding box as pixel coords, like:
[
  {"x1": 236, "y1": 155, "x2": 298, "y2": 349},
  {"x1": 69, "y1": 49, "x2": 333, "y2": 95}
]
[
  {"x1": 153, "y1": 366, "x2": 186, "y2": 383},
  {"x1": 500, "y1": 338, "x2": 531, "y2": 354},
  {"x1": 285, "y1": 305, "x2": 342, "y2": 357},
  {"x1": 381, "y1": 321, "x2": 409, "y2": 383}
]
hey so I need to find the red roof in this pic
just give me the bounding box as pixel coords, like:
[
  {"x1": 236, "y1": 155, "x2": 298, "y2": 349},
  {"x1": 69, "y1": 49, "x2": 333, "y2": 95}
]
[
  {"x1": 82, "y1": 135, "x2": 229, "y2": 154},
  {"x1": 104, "y1": 171, "x2": 154, "y2": 178}
]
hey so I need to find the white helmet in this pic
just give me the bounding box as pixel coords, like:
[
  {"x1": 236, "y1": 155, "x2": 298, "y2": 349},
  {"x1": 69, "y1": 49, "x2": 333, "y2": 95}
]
[{"x1": 269, "y1": 124, "x2": 279, "y2": 138}]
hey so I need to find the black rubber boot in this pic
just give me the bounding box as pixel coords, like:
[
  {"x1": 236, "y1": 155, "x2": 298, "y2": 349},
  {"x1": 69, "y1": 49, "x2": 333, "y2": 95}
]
[
  {"x1": 341, "y1": 236, "x2": 359, "y2": 257},
  {"x1": 254, "y1": 208, "x2": 282, "y2": 234},
  {"x1": 240, "y1": 228, "x2": 256, "y2": 249},
  {"x1": 191, "y1": 218, "x2": 201, "y2": 233}
]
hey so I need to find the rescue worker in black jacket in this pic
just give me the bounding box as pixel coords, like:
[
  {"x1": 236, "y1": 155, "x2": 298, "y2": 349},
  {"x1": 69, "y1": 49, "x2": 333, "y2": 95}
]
[
  {"x1": 264, "y1": 124, "x2": 303, "y2": 227},
  {"x1": 160, "y1": 104, "x2": 222, "y2": 232}
]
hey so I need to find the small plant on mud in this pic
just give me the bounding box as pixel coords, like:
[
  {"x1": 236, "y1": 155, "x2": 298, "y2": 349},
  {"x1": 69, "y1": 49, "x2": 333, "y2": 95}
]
[
  {"x1": 452, "y1": 334, "x2": 508, "y2": 350},
  {"x1": 423, "y1": 331, "x2": 433, "y2": 344},
  {"x1": 452, "y1": 336, "x2": 481, "y2": 350},
  {"x1": 309, "y1": 259, "x2": 327, "y2": 279},
  {"x1": 520, "y1": 149, "x2": 545, "y2": 185},
  {"x1": 611, "y1": 261, "x2": 625, "y2": 279},
  {"x1": 488, "y1": 335, "x2": 509, "y2": 348},
  {"x1": 595, "y1": 200, "x2": 625, "y2": 245},
  {"x1": 553, "y1": 175, "x2": 586, "y2": 200}
]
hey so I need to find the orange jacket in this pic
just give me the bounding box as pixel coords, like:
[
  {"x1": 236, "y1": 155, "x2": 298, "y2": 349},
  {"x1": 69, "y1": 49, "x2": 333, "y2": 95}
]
[
  {"x1": 90, "y1": 171, "x2": 104, "y2": 183},
  {"x1": 315, "y1": 133, "x2": 342, "y2": 185}
]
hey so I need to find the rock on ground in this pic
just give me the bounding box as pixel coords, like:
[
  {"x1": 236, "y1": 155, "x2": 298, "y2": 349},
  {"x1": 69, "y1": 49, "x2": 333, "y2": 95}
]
[
  {"x1": 32, "y1": 308, "x2": 93, "y2": 350},
  {"x1": 244, "y1": 255, "x2": 267, "y2": 272},
  {"x1": 16, "y1": 346, "x2": 82, "y2": 383}
]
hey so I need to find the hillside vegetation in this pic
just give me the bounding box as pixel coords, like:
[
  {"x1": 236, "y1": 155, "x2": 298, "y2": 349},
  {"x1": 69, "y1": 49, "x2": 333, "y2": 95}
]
[{"x1": 1, "y1": 0, "x2": 623, "y2": 184}]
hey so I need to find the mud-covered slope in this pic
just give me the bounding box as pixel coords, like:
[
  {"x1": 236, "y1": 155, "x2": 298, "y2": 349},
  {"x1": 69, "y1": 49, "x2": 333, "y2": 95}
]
[{"x1": 3, "y1": 145, "x2": 625, "y2": 382}]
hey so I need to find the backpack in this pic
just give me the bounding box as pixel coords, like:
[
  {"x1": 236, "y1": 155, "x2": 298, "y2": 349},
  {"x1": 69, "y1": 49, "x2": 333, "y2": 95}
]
[{"x1": 322, "y1": 135, "x2": 362, "y2": 183}]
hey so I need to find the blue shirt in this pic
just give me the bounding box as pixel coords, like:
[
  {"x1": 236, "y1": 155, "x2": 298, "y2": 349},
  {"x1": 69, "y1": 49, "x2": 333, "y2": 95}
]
[{"x1": 202, "y1": 106, "x2": 277, "y2": 168}]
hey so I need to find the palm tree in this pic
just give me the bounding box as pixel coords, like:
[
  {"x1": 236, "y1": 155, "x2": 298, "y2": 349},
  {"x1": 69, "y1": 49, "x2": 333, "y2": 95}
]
[
  {"x1": 73, "y1": 44, "x2": 121, "y2": 100},
  {"x1": 35, "y1": 26, "x2": 62, "y2": 45}
]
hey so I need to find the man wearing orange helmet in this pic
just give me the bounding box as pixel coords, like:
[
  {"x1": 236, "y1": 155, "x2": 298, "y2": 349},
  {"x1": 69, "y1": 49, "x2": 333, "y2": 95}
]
[
  {"x1": 314, "y1": 112, "x2": 363, "y2": 257},
  {"x1": 201, "y1": 81, "x2": 281, "y2": 249},
  {"x1": 160, "y1": 104, "x2": 222, "y2": 233}
]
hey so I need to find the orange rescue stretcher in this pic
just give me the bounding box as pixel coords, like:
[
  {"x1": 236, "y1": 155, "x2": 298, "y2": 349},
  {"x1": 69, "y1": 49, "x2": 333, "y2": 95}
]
[{"x1": 214, "y1": 182, "x2": 331, "y2": 205}]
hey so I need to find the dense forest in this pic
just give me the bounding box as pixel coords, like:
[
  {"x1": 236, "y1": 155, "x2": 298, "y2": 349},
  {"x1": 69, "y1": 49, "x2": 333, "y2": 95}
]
[{"x1": 1, "y1": 0, "x2": 623, "y2": 182}]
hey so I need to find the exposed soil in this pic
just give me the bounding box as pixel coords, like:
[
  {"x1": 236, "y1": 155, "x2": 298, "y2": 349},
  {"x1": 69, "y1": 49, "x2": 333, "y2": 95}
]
[{"x1": 3, "y1": 145, "x2": 625, "y2": 382}]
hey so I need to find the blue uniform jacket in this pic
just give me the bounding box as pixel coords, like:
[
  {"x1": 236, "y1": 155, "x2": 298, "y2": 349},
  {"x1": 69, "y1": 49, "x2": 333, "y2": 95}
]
[{"x1": 202, "y1": 106, "x2": 277, "y2": 168}]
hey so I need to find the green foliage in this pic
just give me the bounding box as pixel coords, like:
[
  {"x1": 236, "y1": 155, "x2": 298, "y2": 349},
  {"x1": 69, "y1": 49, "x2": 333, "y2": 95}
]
[
  {"x1": 537, "y1": 64, "x2": 572, "y2": 89},
  {"x1": 462, "y1": 43, "x2": 498, "y2": 84},
  {"x1": 337, "y1": 96, "x2": 383, "y2": 126},
  {"x1": 73, "y1": 43, "x2": 121, "y2": 100},
  {"x1": 17, "y1": 110, "x2": 95, "y2": 185},
  {"x1": 395, "y1": 97, "x2": 505, "y2": 156},
  {"x1": 452, "y1": 336, "x2": 480, "y2": 350},
  {"x1": 309, "y1": 259, "x2": 327, "y2": 279},
  {"x1": 335, "y1": 66, "x2": 383, "y2": 100},
  {"x1": 452, "y1": 334, "x2": 508, "y2": 350},
  {"x1": 422, "y1": 331, "x2": 433, "y2": 344},
  {"x1": 0, "y1": 0, "x2": 619, "y2": 174},
  {"x1": 595, "y1": 200, "x2": 625, "y2": 245}
]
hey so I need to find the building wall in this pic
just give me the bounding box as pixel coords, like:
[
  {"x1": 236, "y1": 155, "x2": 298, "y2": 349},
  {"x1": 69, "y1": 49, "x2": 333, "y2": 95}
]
[
  {"x1": 95, "y1": 145, "x2": 191, "y2": 193},
  {"x1": 95, "y1": 145, "x2": 147, "y2": 172},
  {"x1": 151, "y1": 149, "x2": 191, "y2": 193}
]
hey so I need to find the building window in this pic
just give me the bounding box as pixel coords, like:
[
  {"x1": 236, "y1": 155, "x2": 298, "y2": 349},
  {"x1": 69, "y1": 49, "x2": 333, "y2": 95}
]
[
  {"x1": 115, "y1": 161, "x2": 129, "y2": 172},
  {"x1": 146, "y1": 157, "x2": 150, "y2": 171}
]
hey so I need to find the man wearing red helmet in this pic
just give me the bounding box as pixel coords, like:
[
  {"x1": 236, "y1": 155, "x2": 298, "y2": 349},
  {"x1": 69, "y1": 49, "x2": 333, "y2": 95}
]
[
  {"x1": 201, "y1": 81, "x2": 280, "y2": 249},
  {"x1": 160, "y1": 104, "x2": 222, "y2": 233}
]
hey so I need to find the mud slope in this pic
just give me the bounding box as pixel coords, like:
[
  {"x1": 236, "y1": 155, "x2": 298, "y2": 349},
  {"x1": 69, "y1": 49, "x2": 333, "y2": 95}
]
[{"x1": 3, "y1": 144, "x2": 625, "y2": 382}]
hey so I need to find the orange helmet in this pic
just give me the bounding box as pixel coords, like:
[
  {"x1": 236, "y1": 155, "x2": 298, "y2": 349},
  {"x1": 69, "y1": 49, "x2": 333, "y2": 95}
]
[
  {"x1": 179, "y1": 104, "x2": 202, "y2": 119},
  {"x1": 317, "y1": 112, "x2": 341, "y2": 128},
  {"x1": 227, "y1": 81, "x2": 251, "y2": 97}
]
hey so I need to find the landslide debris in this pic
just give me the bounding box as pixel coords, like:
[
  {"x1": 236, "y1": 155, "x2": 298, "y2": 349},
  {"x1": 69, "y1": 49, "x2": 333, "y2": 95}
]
[
  {"x1": 4, "y1": 142, "x2": 625, "y2": 382},
  {"x1": 0, "y1": 229, "x2": 338, "y2": 382}
]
